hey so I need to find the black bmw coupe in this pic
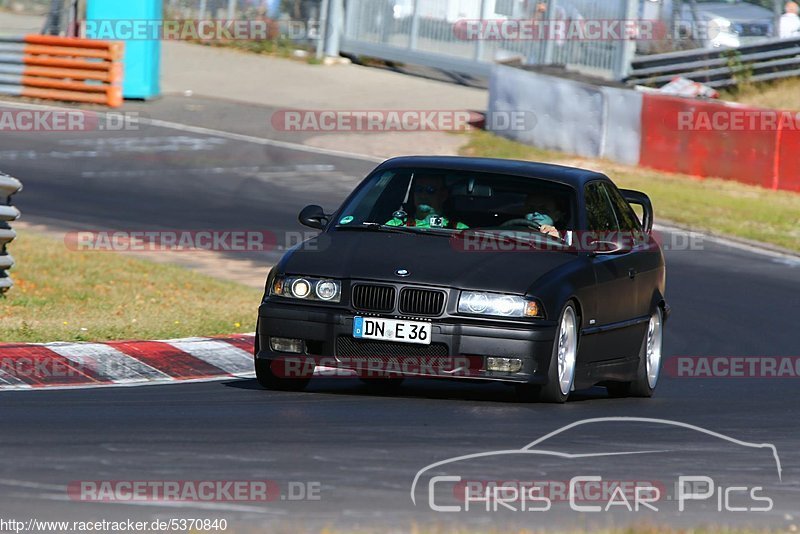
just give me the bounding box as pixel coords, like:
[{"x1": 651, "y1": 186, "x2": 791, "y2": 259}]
[{"x1": 255, "y1": 156, "x2": 669, "y2": 403}]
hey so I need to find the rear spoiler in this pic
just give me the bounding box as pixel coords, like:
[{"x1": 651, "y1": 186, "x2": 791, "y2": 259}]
[{"x1": 620, "y1": 189, "x2": 653, "y2": 234}]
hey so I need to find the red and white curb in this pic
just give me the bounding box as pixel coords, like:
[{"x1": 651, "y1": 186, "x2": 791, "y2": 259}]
[{"x1": 0, "y1": 335, "x2": 256, "y2": 391}]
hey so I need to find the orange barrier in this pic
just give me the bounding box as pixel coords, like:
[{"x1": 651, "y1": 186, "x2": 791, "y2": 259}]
[
  {"x1": 23, "y1": 55, "x2": 120, "y2": 71},
  {"x1": 21, "y1": 86, "x2": 122, "y2": 107},
  {"x1": 24, "y1": 34, "x2": 123, "y2": 51},
  {"x1": 22, "y1": 65, "x2": 122, "y2": 83},
  {"x1": 0, "y1": 35, "x2": 123, "y2": 108}
]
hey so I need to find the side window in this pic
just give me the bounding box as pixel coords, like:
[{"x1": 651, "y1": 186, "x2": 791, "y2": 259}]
[
  {"x1": 605, "y1": 184, "x2": 643, "y2": 233},
  {"x1": 584, "y1": 183, "x2": 619, "y2": 233}
]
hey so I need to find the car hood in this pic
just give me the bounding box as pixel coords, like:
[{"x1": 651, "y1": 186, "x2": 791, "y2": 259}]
[
  {"x1": 692, "y1": 2, "x2": 772, "y2": 22},
  {"x1": 279, "y1": 230, "x2": 579, "y2": 294}
]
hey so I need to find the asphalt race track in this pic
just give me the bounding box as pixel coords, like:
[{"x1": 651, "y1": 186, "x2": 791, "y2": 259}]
[{"x1": 1, "y1": 98, "x2": 799, "y2": 531}]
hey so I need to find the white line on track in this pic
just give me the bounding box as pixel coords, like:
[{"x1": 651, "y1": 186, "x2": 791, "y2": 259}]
[
  {"x1": 654, "y1": 223, "x2": 800, "y2": 265},
  {"x1": 0, "y1": 98, "x2": 382, "y2": 163}
]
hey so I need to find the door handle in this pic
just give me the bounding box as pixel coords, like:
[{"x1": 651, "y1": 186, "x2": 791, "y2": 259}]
[{"x1": 628, "y1": 268, "x2": 637, "y2": 279}]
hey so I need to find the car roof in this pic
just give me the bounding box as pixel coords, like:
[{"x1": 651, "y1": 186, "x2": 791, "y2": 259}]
[{"x1": 375, "y1": 156, "x2": 610, "y2": 189}]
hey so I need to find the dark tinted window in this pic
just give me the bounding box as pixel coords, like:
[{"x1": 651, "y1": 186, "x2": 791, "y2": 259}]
[
  {"x1": 584, "y1": 183, "x2": 619, "y2": 232},
  {"x1": 605, "y1": 184, "x2": 642, "y2": 233}
]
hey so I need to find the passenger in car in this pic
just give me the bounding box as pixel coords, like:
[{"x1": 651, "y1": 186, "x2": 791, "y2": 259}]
[{"x1": 385, "y1": 174, "x2": 469, "y2": 229}]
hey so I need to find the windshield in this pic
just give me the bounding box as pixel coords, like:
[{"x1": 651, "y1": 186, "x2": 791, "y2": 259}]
[{"x1": 335, "y1": 168, "x2": 577, "y2": 242}]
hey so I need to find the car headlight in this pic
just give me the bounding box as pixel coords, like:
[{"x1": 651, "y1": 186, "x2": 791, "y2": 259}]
[
  {"x1": 458, "y1": 291, "x2": 543, "y2": 318},
  {"x1": 271, "y1": 275, "x2": 341, "y2": 303}
]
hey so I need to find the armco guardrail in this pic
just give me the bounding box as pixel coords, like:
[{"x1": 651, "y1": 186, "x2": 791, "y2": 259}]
[
  {"x1": 627, "y1": 36, "x2": 800, "y2": 89},
  {"x1": 0, "y1": 35, "x2": 123, "y2": 107},
  {"x1": 490, "y1": 65, "x2": 800, "y2": 192},
  {"x1": 0, "y1": 173, "x2": 22, "y2": 294}
]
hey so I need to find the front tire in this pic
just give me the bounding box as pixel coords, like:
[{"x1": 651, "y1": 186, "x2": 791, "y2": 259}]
[
  {"x1": 607, "y1": 307, "x2": 664, "y2": 398},
  {"x1": 517, "y1": 302, "x2": 578, "y2": 403}
]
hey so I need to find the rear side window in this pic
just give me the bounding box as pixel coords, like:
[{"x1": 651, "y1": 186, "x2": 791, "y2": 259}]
[{"x1": 584, "y1": 182, "x2": 619, "y2": 232}]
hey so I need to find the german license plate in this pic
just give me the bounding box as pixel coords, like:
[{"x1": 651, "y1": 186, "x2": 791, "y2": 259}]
[{"x1": 353, "y1": 317, "x2": 432, "y2": 345}]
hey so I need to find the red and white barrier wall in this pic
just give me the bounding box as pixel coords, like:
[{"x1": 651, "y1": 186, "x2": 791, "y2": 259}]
[{"x1": 489, "y1": 66, "x2": 800, "y2": 193}]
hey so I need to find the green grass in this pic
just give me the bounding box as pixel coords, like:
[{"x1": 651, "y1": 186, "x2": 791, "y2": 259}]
[
  {"x1": 192, "y1": 38, "x2": 318, "y2": 63},
  {"x1": 721, "y1": 77, "x2": 800, "y2": 112},
  {"x1": 0, "y1": 231, "x2": 262, "y2": 343},
  {"x1": 461, "y1": 130, "x2": 800, "y2": 252}
]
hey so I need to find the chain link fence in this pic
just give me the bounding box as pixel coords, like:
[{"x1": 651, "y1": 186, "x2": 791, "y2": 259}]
[
  {"x1": 342, "y1": 0, "x2": 638, "y2": 80},
  {"x1": 164, "y1": 0, "x2": 321, "y2": 22}
]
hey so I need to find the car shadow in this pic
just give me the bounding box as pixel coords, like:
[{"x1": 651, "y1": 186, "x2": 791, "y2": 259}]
[{"x1": 223, "y1": 377, "x2": 613, "y2": 403}]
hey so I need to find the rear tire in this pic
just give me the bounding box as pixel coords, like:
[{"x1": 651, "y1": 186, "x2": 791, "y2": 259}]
[
  {"x1": 607, "y1": 307, "x2": 664, "y2": 398},
  {"x1": 255, "y1": 358, "x2": 313, "y2": 391}
]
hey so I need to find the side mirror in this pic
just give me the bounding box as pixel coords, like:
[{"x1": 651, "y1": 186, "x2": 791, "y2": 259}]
[{"x1": 298, "y1": 205, "x2": 328, "y2": 230}]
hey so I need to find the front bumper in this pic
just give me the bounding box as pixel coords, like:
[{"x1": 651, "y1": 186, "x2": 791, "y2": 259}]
[{"x1": 256, "y1": 300, "x2": 558, "y2": 384}]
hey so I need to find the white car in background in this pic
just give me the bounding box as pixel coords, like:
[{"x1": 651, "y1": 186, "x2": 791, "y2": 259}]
[{"x1": 641, "y1": 0, "x2": 774, "y2": 49}]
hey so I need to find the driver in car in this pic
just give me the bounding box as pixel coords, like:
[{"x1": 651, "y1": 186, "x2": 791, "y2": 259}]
[
  {"x1": 385, "y1": 174, "x2": 469, "y2": 229},
  {"x1": 523, "y1": 192, "x2": 562, "y2": 239}
]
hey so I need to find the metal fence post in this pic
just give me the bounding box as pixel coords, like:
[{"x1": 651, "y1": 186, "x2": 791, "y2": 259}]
[
  {"x1": 0, "y1": 173, "x2": 22, "y2": 295},
  {"x1": 317, "y1": 0, "x2": 331, "y2": 60},
  {"x1": 42, "y1": 0, "x2": 62, "y2": 35},
  {"x1": 474, "y1": 0, "x2": 488, "y2": 61},
  {"x1": 613, "y1": 0, "x2": 639, "y2": 80},
  {"x1": 324, "y1": 0, "x2": 343, "y2": 57},
  {"x1": 409, "y1": 0, "x2": 420, "y2": 50},
  {"x1": 540, "y1": 0, "x2": 555, "y2": 65}
]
